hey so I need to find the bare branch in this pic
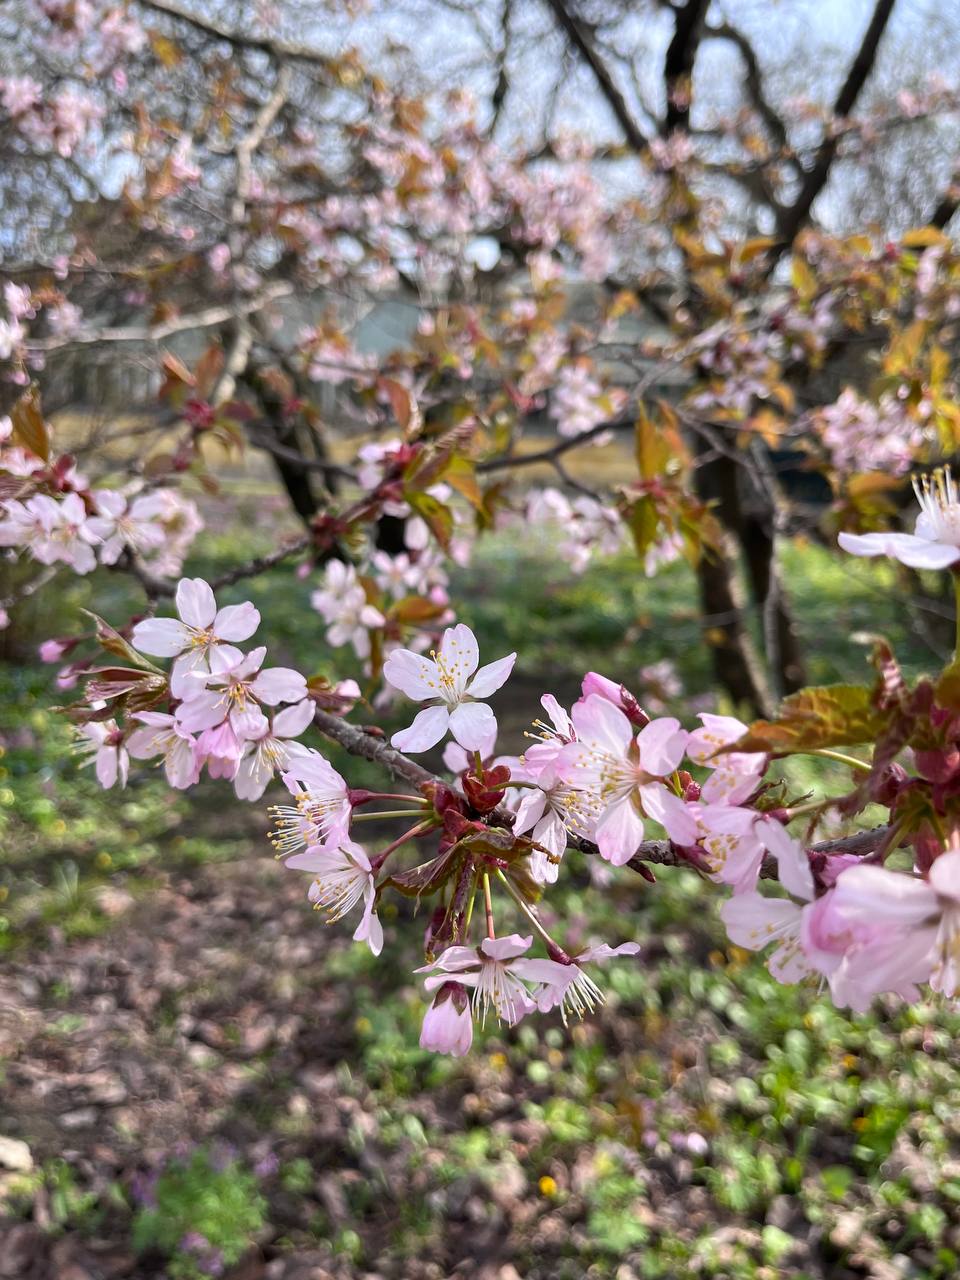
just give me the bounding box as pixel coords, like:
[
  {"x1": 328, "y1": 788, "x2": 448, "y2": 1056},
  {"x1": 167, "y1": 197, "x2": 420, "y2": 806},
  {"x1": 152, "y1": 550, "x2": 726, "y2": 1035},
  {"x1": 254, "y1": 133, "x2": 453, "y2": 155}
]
[{"x1": 543, "y1": 0, "x2": 650, "y2": 154}]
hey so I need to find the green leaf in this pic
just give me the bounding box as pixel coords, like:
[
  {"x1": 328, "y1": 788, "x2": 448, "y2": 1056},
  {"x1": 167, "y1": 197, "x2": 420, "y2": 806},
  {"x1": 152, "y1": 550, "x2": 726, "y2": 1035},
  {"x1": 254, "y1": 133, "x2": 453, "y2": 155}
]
[
  {"x1": 730, "y1": 684, "x2": 892, "y2": 753},
  {"x1": 404, "y1": 489, "x2": 453, "y2": 551}
]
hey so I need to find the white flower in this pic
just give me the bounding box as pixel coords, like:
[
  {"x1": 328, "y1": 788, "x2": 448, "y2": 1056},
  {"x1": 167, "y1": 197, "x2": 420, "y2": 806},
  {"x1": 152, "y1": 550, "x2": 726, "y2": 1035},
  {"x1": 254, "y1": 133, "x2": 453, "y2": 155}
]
[
  {"x1": 269, "y1": 748, "x2": 352, "y2": 855},
  {"x1": 530, "y1": 942, "x2": 641, "y2": 1023},
  {"x1": 131, "y1": 578, "x2": 260, "y2": 699},
  {"x1": 384, "y1": 623, "x2": 516, "y2": 753},
  {"x1": 75, "y1": 720, "x2": 129, "y2": 789},
  {"x1": 417, "y1": 934, "x2": 539, "y2": 1026},
  {"x1": 284, "y1": 838, "x2": 383, "y2": 955},
  {"x1": 92, "y1": 490, "x2": 168, "y2": 565},
  {"x1": 233, "y1": 700, "x2": 315, "y2": 801},
  {"x1": 175, "y1": 646, "x2": 307, "y2": 739},
  {"x1": 419, "y1": 982, "x2": 473, "y2": 1056},
  {"x1": 838, "y1": 469, "x2": 960, "y2": 570},
  {"x1": 126, "y1": 711, "x2": 199, "y2": 789},
  {"x1": 557, "y1": 695, "x2": 696, "y2": 865},
  {"x1": 311, "y1": 560, "x2": 384, "y2": 658}
]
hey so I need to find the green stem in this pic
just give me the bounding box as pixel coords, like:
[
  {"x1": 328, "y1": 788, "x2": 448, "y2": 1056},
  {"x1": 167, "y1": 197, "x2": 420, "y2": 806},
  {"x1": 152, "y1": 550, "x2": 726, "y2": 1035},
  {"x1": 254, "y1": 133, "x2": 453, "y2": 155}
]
[
  {"x1": 352, "y1": 809, "x2": 426, "y2": 822},
  {"x1": 808, "y1": 749, "x2": 871, "y2": 774},
  {"x1": 495, "y1": 869, "x2": 559, "y2": 952},
  {"x1": 954, "y1": 572, "x2": 960, "y2": 663},
  {"x1": 482, "y1": 872, "x2": 496, "y2": 939}
]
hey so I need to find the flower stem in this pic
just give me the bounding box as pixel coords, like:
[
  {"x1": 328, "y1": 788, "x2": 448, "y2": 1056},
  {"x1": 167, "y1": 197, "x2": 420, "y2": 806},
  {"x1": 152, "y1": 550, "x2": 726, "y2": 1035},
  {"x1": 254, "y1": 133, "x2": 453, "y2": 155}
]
[
  {"x1": 807, "y1": 749, "x2": 871, "y2": 773},
  {"x1": 954, "y1": 571, "x2": 960, "y2": 663},
  {"x1": 494, "y1": 869, "x2": 557, "y2": 951},
  {"x1": 370, "y1": 821, "x2": 433, "y2": 872},
  {"x1": 482, "y1": 871, "x2": 496, "y2": 939},
  {"x1": 352, "y1": 809, "x2": 426, "y2": 822}
]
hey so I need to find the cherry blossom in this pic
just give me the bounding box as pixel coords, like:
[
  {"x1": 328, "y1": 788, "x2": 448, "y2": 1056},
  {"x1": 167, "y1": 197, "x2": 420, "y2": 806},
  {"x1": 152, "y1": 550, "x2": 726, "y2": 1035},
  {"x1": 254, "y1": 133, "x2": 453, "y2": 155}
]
[
  {"x1": 75, "y1": 719, "x2": 129, "y2": 789},
  {"x1": 175, "y1": 647, "x2": 307, "y2": 738},
  {"x1": 838, "y1": 469, "x2": 960, "y2": 570},
  {"x1": 686, "y1": 713, "x2": 765, "y2": 805},
  {"x1": 131, "y1": 578, "x2": 260, "y2": 698},
  {"x1": 384, "y1": 623, "x2": 516, "y2": 753},
  {"x1": 92, "y1": 490, "x2": 168, "y2": 565},
  {"x1": 419, "y1": 982, "x2": 473, "y2": 1056},
  {"x1": 557, "y1": 695, "x2": 696, "y2": 864},
  {"x1": 233, "y1": 701, "x2": 315, "y2": 801},
  {"x1": 311, "y1": 561, "x2": 384, "y2": 659},
  {"x1": 126, "y1": 711, "x2": 199, "y2": 789},
  {"x1": 531, "y1": 942, "x2": 641, "y2": 1022},
  {"x1": 284, "y1": 838, "x2": 383, "y2": 955},
  {"x1": 269, "y1": 749, "x2": 353, "y2": 856},
  {"x1": 417, "y1": 934, "x2": 541, "y2": 1027}
]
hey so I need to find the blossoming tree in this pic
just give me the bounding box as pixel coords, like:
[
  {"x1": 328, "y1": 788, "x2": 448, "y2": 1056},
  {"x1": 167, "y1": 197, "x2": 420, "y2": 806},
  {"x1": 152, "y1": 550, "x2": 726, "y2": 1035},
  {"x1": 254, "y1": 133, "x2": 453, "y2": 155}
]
[{"x1": 6, "y1": 0, "x2": 960, "y2": 1053}]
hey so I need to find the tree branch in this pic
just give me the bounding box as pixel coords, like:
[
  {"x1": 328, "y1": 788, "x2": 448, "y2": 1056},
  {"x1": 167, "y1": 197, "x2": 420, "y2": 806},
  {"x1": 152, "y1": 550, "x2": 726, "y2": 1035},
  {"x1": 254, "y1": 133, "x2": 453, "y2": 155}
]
[
  {"x1": 773, "y1": 0, "x2": 896, "y2": 251},
  {"x1": 543, "y1": 0, "x2": 649, "y2": 154},
  {"x1": 663, "y1": 0, "x2": 709, "y2": 132},
  {"x1": 310, "y1": 711, "x2": 893, "y2": 878}
]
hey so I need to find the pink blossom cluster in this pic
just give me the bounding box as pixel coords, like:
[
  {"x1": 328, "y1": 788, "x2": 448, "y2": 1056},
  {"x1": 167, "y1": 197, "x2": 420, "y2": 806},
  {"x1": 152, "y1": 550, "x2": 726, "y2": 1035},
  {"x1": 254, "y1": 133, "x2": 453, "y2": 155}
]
[{"x1": 816, "y1": 387, "x2": 929, "y2": 475}]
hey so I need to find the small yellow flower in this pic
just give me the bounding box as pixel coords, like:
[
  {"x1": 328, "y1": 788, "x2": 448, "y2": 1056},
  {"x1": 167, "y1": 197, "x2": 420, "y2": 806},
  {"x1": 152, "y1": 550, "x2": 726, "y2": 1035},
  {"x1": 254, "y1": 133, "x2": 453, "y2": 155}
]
[{"x1": 538, "y1": 1175, "x2": 558, "y2": 1198}]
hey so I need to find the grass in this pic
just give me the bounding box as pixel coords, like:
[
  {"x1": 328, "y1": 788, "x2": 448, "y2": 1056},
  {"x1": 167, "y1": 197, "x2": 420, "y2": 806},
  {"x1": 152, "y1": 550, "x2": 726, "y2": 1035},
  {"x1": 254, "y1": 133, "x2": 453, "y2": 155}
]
[{"x1": 3, "y1": 513, "x2": 960, "y2": 1278}]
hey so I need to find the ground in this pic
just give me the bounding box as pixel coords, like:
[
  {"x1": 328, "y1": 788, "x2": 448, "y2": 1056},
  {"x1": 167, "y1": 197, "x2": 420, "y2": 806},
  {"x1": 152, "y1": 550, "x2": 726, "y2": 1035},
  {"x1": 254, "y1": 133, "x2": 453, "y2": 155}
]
[{"x1": 2, "y1": 489, "x2": 960, "y2": 1280}]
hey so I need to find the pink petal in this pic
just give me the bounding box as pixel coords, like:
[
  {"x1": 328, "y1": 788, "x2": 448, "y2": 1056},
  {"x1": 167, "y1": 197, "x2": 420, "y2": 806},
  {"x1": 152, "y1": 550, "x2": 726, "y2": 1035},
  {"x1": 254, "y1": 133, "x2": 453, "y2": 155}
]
[
  {"x1": 636, "y1": 717, "x2": 687, "y2": 776},
  {"x1": 720, "y1": 892, "x2": 800, "y2": 950},
  {"x1": 391, "y1": 705, "x2": 451, "y2": 752},
  {"x1": 928, "y1": 848, "x2": 960, "y2": 902},
  {"x1": 233, "y1": 746, "x2": 273, "y2": 801},
  {"x1": 176, "y1": 577, "x2": 216, "y2": 628},
  {"x1": 594, "y1": 796, "x2": 645, "y2": 865},
  {"x1": 513, "y1": 789, "x2": 547, "y2": 836},
  {"x1": 383, "y1": 648, "x2": 441, "y2": 701},
  {"x1": 759, "y1": 818, "x2": 814, "y2": 900},
  {"x1": 832, "y1": 864, "x2": 937, "y2": 926},
  {"x1": 250, "y1": 666, "x2": 308, "y2": 706},
  {"x1": 130, "y1": 616, "x2": 190, "y2": 657},
  {"x1": 466, "y1": 652, "x2": 517, "y2": 699},
  {"x1": 273, "y1": 699, "x2": 314, "y2": 739},
  {"x1": 438, "y1": 623, "x2": 479, "y2": 679},
  {"x1": 213, "y1": 600, "x2": 260, "y2": 642},
  {"x1": 571, "y1": 694, "x2": 633, "y2": 756},
  {"x1": 838, "y1": 531, "x2": 960, "y2": 569},
  {"x1": 175, "y1": 692, "x2": 225, "y2": 733},
  {"x1": 95, "y1": 747, "x2": 118, "y2": 789},
  {"x1": 480, "y1": 933, "x2": 532, "y2": 961},
  {"x1": 639, "y1": 782, "x2": 698, "y2": 846},
  {"x1": 448, "y1": 701, "x2": 497, "y2": 751}
]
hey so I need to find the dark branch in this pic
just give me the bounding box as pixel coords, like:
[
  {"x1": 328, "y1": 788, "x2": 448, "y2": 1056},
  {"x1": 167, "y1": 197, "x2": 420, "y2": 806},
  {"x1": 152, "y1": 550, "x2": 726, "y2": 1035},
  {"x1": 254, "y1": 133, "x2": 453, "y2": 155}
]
[
  {"x1": 663, "y1": 0, "x2": 709, "y2": 133},
  {"x1": 705, "y1": 21, "x2": 790, "y2": 156},
  {"x1": 773, "y1": 0, "x2": 896, "y2": 251},
  {"x1": 543, "y1": 0, "x2": 650, "y2": 154}
]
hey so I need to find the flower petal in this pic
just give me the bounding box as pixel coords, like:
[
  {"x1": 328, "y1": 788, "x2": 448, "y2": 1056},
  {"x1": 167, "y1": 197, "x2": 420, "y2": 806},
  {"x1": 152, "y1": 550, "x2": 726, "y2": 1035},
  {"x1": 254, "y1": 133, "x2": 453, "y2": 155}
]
[
  {"x1": 594, "y1": 796, "x2": 645, "y2": 865},
  {"x1": 176, "y1": 577, "x2": 217, "y2": 628},
  {"x1": 130, "y1": 616, "x2": 191, "y2": 657},
  {"x1": 639, "y1": 782, "x2": 698, "y2": 846},
  {"x1": 213, "y1": 600, "x2": 261, "y2": 642},
  {"x1": 466, "y1": 652, "x2": 517, "y2": 699},
  {"x1": 448, "y1": 701, "x2": 497, "y2": 751},
  {"x1": 391, "y1": 705, "x2": 450, "y2": 752},
  {"x1": 250, "y1": 666, "x2": 308, "y2": 706},
  {"x1": 382, "y1": 648, "x2": 441, "y2": 701},
  {"x1": 636, "y1": 717, "x2": 687, "y2": 776}
]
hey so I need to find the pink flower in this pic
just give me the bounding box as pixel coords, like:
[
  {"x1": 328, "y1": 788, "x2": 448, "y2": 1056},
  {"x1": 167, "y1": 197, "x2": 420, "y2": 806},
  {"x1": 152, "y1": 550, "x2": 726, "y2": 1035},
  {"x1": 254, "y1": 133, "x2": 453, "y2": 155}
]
[
  {"x1": 126, "y1": 711, "x2": 199, "y2": 789},
  {"x1": 557, "y1": 695, "x2": 695, "y2": 864},
  {"x1": 838, "y1": 469, "x2": 960, "y2": 571},
  {"x1": 196, "y1": 720, "x2": 243, "y2": 780},
  {"x1": 530, "y1": 941, "x2": 641, "y2": 1022},
  {"x1": 384, "y1": 623, "x2": 516, "y2": 753},
  {"x1": 270, "y1": 749, "x2": 352, "y2": 855},
  {"x1": 130, "y1": 578, "x2": 260, "y2": 698},
  {"x1": 419, "y1": 982, "x2": 473, "y2": 1056},
  {"x1": 417, "y1": 934, "x2": 540, "y2": 1026},
  {"x1": 284, "y1": 838, "x2": 383, "y2": 955},
  {"x1": 829, "y1": 852, "x2": 960, "y2": 998},
  {"x1": 175, "y1": 646, "x2": 307, "y2": 738},
  {"x1": 92, "y1": 490, "x2": 168, "y2": 565},
  {"x1": 76, "y1": 720, "x2": 128, "y2": 789},
  {"x1": 686, "y1": 713, "x2": 765, "y2": 804},
  {"x1": 311, "y1": 560, "x2": 384, "y2": 658},
  {"x1": 233, "y1": 700, "x2": 314, "y2": 800},
  {"x1": 580, "y1": 672, "x2": 647, "y2": 727}
]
